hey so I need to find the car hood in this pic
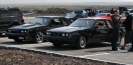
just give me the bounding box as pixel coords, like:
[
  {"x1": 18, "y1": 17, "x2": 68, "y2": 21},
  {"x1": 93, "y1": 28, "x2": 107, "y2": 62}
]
[
  {"x1": 9, "y1": 24, "x2": 44, "y2": 30},
  {"x1": 48, "y1": 26, "x2": 87, "y2": 32}
]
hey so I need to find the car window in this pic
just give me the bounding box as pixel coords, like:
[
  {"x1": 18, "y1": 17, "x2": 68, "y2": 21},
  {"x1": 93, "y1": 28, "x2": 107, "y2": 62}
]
[
  {"x1": 95, "y1": 20, "x2": 107, "y2": 29},
  {"x1": 106, "y1": 20, "x2": 112, "y2": 28},
  {"x1": 65, "y1": 18, "x2": 72, "y2": 24},
  {"x1": 61, "y1": 18, "x2": 72, "y2": 25},
  {"x1": 69, "y1": 19, "x2": 95, "y2": 28},
  {"x1": 10, "y1": 9, "x2": 21, "y2": 16},
  {"x1": 61, "y1": 18, "x2": 69, "y2": 25},
  {"x1": 0, "y1": 10, "x2": 9, "y2": 17},
  {"x1": 51, "y1": 18, "x2": 62, "y2": 25},
  {"x1": 29, "y1": 17, "x2": 50, "y2": 25}
]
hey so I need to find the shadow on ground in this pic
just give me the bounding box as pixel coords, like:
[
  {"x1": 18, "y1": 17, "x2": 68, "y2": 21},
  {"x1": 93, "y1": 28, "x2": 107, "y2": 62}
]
[
  {"x1": 0, "y1": 35, "x2": 7, "y2": 38},
  {"x1": 34, "y1": 43, "x2": 112, "y2": 51},
  {"x1": 0, "y1": 40, "x2": 43, "y2": 45}
]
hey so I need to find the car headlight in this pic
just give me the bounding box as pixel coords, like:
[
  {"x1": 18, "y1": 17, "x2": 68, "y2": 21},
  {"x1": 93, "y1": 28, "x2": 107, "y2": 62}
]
[
  {"x1": 62, "y1": 33, "x2": 65, "y2": 36},
  {"x1": 46, "y1": 32, "x2": 50, "y2": 35},
  {"x1": 62, "y1": 33, "x2": 69, "y2": 37},
  {"x1": 66, "y1": 34, "x2": 69, "y2": 36},
  {"x1": 8, "y1": 30, "x2": 11, "y2": 32},
  {"x1": 46, "y1": 32, "x2": 49, "y2": 35},
  {"x1": 21, "y1": 30, "x2": 28, "y2": 33},
  {"x1": 24, "y1": 31, "x2": 27, "y2": 33},
  {"x1": 21, "y1": 31, "x2": 24, "y2": 33}
]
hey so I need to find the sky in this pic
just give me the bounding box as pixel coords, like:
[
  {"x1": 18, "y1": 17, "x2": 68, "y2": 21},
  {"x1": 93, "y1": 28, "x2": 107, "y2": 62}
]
[{"x1": 0, "y1": 0, "x2": 133, "y2": 4}]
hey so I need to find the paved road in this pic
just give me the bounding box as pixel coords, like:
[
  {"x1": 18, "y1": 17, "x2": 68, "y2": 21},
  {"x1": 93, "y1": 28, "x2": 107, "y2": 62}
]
[{"x1": 0, "y1": 18, "x2": 132, "y2": 65}]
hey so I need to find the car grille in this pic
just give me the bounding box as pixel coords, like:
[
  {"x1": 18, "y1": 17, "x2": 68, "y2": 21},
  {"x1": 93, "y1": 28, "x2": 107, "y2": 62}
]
[
  {"x1": 11, "y1": 30, "x2": 20, "y2": 33},
  {"x1": 50, "y1": 32, "x2": 59, "y2": 36}
]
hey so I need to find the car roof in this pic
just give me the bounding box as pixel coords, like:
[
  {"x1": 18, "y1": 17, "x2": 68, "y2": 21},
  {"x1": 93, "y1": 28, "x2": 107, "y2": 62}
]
[
  {"x1": 37, "y1": 16, "x2": 64, "y2": 18},
  {"x1": 79, "y1": 17, "x2": 109, "y2": 20}
]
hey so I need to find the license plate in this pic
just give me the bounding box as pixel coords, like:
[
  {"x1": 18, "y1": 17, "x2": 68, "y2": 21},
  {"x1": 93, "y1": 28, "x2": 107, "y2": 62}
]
[{"x1": 18, "y1": 37, "x2": 24, "y2": 39}]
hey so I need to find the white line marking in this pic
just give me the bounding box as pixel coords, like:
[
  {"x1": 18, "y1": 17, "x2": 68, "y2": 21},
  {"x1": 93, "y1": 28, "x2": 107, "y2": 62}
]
[{"x1": 79, "y1": 53, "x2": 110, "y2": 57}]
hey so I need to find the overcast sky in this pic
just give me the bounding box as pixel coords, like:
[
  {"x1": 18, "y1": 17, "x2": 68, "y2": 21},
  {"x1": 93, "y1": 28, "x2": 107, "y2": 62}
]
[{"x1": 0, "y1": 0, "x2": 133, "y2": 4}]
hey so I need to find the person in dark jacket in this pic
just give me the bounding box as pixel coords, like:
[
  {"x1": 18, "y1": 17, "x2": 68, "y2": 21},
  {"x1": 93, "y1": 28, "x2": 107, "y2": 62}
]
[
  {"x1": 92, "y1": 9, "x2": 96, "y2": 16},
  {"x1": 128, "y1": 18, "x2": 133, "y2": 52},
  {"x1": 111, "y1": 10, "x2": 122, "y2": 51},
  {"x1": 88, "y1": 10, "x2": 92, "y2": 17},
  {"x1": 121, "y1": 11, "x2": 132, "y2": 50},
  {"x1": 110, "y1": 8, "x2": 115, "y2": 14}
]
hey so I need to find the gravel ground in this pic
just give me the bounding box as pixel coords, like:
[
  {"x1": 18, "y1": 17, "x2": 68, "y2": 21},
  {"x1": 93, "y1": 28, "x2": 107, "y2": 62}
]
[{"x1": 0, "y1": 49, "x2": 115, "y2": 65}]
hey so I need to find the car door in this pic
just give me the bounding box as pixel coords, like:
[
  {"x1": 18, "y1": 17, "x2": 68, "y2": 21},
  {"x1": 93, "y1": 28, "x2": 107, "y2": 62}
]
[
  {"x1": 0, "y1": 10, "x2": 10, "y2": 31},
  {"x1": 92, "y1": 20, "x2": 110, "y2": 42}
]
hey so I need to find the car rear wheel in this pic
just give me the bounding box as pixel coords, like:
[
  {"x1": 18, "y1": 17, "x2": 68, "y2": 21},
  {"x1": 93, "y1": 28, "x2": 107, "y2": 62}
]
[
  {"x1": 75, "y1": 36, "x2": 87, "y2": 49},
  {"x1": 52, "y1": 43, "x2": 63, "y2": 47},
  {"x1": 14, "y1": 39, "x2": 23, "y2": 42},
  {"x1": 34, "y1": 31, "x2": 44, "y2": 43}
]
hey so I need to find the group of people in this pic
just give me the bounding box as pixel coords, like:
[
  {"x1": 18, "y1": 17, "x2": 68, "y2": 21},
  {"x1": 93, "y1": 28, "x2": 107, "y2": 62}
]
[
  {"x1": 85, "y1": 9, "x2": 104, "y2": 17},
  {"x1": 111, "y1": 10, "x2": 133, "y2": 52}
]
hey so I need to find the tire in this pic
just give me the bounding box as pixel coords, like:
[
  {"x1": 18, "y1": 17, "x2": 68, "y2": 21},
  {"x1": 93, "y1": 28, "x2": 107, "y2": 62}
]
[
  {"x1": 52, "y1": 43, "x2": 62, "y2": 47},
  {"x1": 14, "y1": 39, "x2": 23, "y2": 42},
  {"x1": 117, "y1": 35, "x2": 122, "y2": 46},
  {"x1": 75, "y1": 36, "x2": 87, "y2": 49},
  {"x1": 0, "y1": 33, "x2": 2, "y2": 36},
  {"x1": 34, "y1": 31, "x2": 44, "y2": 43}
]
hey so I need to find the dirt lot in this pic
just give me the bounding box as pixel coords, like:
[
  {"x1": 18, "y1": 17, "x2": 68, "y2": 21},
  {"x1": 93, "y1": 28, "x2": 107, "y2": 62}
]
[{"x1": 0, "y1": 49, "x2": 115, "y2": 65}]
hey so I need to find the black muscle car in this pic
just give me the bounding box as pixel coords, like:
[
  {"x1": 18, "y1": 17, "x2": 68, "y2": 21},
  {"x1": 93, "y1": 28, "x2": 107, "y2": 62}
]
[
  {"x1": 45, "y1": 17, "x2": 125, "y2": 49},
  {"x1": 6, "y1": 16, "x2": 72, "y2": 43}
]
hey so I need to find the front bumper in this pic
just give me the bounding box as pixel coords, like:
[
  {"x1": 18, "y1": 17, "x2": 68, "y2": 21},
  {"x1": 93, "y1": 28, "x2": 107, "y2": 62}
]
[
  {"x1": 44, "y1": 35, "x2": 76, "y2": 44},
  {"x1": 6, "y1": 32, "x2": 34, "y2": 40}
]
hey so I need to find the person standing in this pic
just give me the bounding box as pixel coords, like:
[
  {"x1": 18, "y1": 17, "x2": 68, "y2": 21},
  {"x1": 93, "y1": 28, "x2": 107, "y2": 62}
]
[
  {"x1": 121, "y1": 12, "x2": 132, "y2": 50},
  {"x1": 88, "y1": 10, "x2": 92, "y2": 17},
  {"x1": 128, "y1": 18, "x2": 133, "y2": 52},
  {"x1": 111, "y1": 10, "x2": 122, "y2": 51},
  {"x1": 92, "y1": 9, "x2": 96, "y2": 16},
  {"x1": 110, "y1": 8, "x2": 115, "y2": 14}
]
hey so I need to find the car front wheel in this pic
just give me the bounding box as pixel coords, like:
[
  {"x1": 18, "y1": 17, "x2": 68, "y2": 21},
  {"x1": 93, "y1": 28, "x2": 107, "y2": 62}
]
[
  {"x1": 34, "y1": 31, "x2": 44, "y2": 43},
  {"x1": 75, "y1": 36, "x2": 87, "y2": 49}
]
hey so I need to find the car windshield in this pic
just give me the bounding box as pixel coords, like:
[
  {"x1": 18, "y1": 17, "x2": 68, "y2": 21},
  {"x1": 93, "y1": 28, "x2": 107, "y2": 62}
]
[
  {"x1": 69, "y1": 19, "x2": 95, "y2": 28},
  {"x1": 29, "y1": 17, "x2": 50, "y2": 25},
  {"x1": 74, "y1": 11, "x2": 83, "y2": 14},
  {"x1": 96, "y1": 14, "x2": 106, "y2": 16}
]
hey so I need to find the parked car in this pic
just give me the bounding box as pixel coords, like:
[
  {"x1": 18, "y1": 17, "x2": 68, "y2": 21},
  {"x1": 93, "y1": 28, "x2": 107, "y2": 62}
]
[
  {"x1": 0, "y1": 7, "x2": 24, "y2": 35},
  {"x1": 65, "y1": 14, "x2": 84, "y2": 22},
  {"x1": 45, "y1": 17, "x2": 125, "y2": 49},
  {"x1": 66, "y1": 10, "x2": 88, "y2": 18},
  {"x1": 6, "y1": 16, "x2": 72, "y2": 43},
  {"x1": 96, "y1": 13, "x2": 112, "y2": 20}
]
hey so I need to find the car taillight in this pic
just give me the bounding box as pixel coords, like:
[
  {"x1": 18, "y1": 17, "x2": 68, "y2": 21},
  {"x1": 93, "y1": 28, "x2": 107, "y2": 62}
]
[{"x1": 22, "y1": 14, "x2": 24, "y2": 19}]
